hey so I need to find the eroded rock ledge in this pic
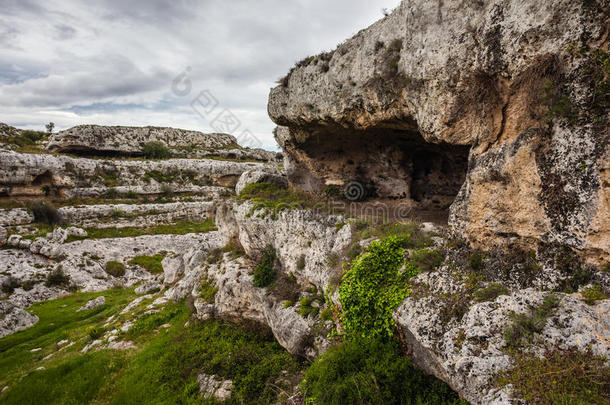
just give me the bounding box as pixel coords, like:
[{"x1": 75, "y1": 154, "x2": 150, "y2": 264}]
[{"x1": 268, "y1": 0, "x2": 609, "y2": 264}]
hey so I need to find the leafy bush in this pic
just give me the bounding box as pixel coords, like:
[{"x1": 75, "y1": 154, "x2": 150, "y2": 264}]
[
  {"x1": 128, "y1": 254, "x2": 164, "y2": 274},
  {"x1": 28, "y1": 201, "x2": 60, "y2": 225},
  {"x1": 504, "y1": 294, "x2": 560, "y2": 349},
  {"x1": 45, "y1": 267, "x2": 71, "y2": 287},
  {"x1": 142, "y1": 141, "x2": 171, "y2": 159},
  {"x1": 339, "y1": 235, "x2": 419, "y2": 339},
  {"x1": 474, "y1": 283, "x2": 510, "y2": 302},
  {"x1": 105, "y1": 261, "x2": 126, "y2": 277},
  {"x1": 297, "y1": 254, "x2": 306, "y2": 270},
  {"x1": 253, "y1": 246, "x2": 276, "y2": 288},
  {"x1": 468, "y1": 251, "x2": 485, "y2": 272},
  {"x1": 302, "y1": 337, "x2": 464, "y2": 405}
]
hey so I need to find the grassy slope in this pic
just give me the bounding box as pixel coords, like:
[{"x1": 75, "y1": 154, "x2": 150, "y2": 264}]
[{"x1": 0, "y1": 291, "x2": 301, "y2": 405}]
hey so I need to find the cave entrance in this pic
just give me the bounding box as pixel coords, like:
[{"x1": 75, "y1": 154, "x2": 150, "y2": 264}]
[
  {"x1": 32, "y1": 170, "x2": 53, "y2": 186},
  {"x1": 297, "y1": 126, "x2": 470, "y2": 224}
]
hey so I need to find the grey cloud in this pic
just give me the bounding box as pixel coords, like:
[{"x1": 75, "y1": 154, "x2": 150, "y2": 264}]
[{"x1": 0, "y1": 0, "x2": 401, "y2": 149}]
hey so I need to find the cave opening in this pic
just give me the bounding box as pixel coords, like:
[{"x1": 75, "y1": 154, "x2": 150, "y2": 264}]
[{"x1": 296, "y1": 126, "x2": 471, "y2": 223}]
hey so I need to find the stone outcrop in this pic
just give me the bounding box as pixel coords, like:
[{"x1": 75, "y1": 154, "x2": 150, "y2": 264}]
[
  {"x1": 197, "y1": 373, "x2": 233, "y2": 401},
  {"x1": 394, "y1": 268, "x2": 610, "y2": 404},
  {"x1": 0, "y1": 150, "x2": 272, "y2": 197},
  {"x1": 46, "y1": 125, "x2": 237, "y2": 155},
  {"x1": 268, "y1": 0, "x2": 609, "y2": 264},
  {"x1": 234, "y1": 170, "x2": 288, "y2": 195},
  {"x1": 77, "y1": 296, "x2": 106, "y2": 312}
]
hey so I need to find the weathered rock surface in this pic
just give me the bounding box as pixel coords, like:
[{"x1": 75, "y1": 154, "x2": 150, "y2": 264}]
[
  {"x1": 77, "y1": 296, "x2": 106, "y2": 312},
  {"x1": 235, "y1": 170, "x2": 288, "y2": 195},
  {"x1": 394, "y1": 269, "x2": 610, "y2": 404},
  {"x1": 269, "y1": 0, "x2": 609, "y2": 263},
  {"x1": 197, "y1": 373, "x2": 233, "y2": 401},
  {"x1": 0, "y1": 302, "x2": 39, "y2": 339},
  {"x1": 46, "y1": 125, "x2": 237, "y2": 155},
  {"x1": 0, "y1": 150, "x2": 273, "y2": 197},
  {"x1": 217, "y1": 201, "x2": 351, "y2": 289}
]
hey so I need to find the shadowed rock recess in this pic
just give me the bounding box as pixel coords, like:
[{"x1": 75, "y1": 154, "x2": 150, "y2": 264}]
[{"x1": 269, "y1": 0, "x2": 609, "y2": 265}]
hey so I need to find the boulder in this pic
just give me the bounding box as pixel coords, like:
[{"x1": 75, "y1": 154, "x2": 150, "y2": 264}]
[
  {"x1": 135, "y1": 280, "x2": 162, "y2": 295},
  {"x1": 77, "y1": 296, "x2": 106, "y2": 312},
  {"x1": 268, "y1": 0, "x2": 609, "y2": 264},
  {"x1": 0, "y1": 302, "x2": 39, "y2": 338},
  {"x1": 235, "y1": 170, "x2": 288, "y2": 195}
]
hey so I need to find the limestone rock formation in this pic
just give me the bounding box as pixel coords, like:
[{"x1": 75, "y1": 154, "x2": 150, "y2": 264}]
[
  {"x1": 268, "y1": 0, "x2": 609, "y2": 263},
  {"x1": 77, "y1": 296, "x2": 106, "y2": 312},
  {"x1": 234, "y1": 170, "x2": 288, "y2": 195},
  {"x1": 46, "y1": 125, "x2": 237, "y2": 155}
]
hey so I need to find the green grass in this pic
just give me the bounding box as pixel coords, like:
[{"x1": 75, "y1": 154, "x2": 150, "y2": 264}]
[
  {"x1": 504, "y1": 294, "x2": 560, "y2": 349},
  {"x1": 474, "y1": 283, "x2": 510, "y2": 303},
  {"x1": 199, "y1": 279, "x2": 218, "y2": 303},
  {"x1": 237, "y1": 182, "x2": 318, "y2": 218},
  {"x1": 496, "y1": 349, "x2": 610, "y2": 404},
  {"x1": 105, "y1": 261, "x2": 126, "y2": 277},
  {"x1": 66, "y1": 219, "x2": 217, "y2": 242},
  {"x1": 302, "y1": 337, "x2": 466, "y2": 405},
  {"x1": 128, "y1": 254, "x2": 165, "y2": 274},
  {"x1": 0, "y1": 291, "x2": 302, "y2": 405},
  {"x1": 0, "y1": 289, "x2": 136, "y2": 392}
]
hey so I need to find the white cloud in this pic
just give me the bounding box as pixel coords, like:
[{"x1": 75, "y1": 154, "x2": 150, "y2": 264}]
[{"x1": 0, "y1": 0, "x2": 400, "y2": 149}]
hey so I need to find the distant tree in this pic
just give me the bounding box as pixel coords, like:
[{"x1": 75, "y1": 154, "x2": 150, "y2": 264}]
[{"x1": 45, "y1": 122, "x2": 55, "y2": 134}]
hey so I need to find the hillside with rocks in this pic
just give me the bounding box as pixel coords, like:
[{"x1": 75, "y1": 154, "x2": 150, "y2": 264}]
[{"x1": 1, "y1": 0, "x2": 609, "y2": 404}]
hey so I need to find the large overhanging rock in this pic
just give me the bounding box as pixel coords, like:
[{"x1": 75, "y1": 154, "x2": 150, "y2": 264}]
[
  {"x1": 47, "y1": 125, "x2": 237, "y2": 155},
  {"x1": 268, "y1": 0, "x2": 609, "y2": 264}
]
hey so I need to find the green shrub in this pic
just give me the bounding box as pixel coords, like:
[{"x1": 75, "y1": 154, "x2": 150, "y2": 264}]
[
  {"x1": 28, "y1": 201, "x2": 60, "y2": 225},
  {"x1": 283, "y1": 300, "x2": 294, "y2": 308},
  {"x1": 1, "y1": 276, "x2": 21, "y2": 294},
  {"x1": 496, "y1": 349, "x2": 610, "y2": 404},
  {"x1": 582, "y1": 284, "x2": 607, "y2": 305},
  {"x1": 410, "y1": 248, "x2": 445, "y2": 272},
  {"x1": 253, "y1": 246, "x2": 276, "y2": 288},
  {"x1": 474, "y1": 283, "x2": 510, "y2": 302},
  {"x1": 88, "y1": 327, "x2": 104, "y2": 341},
  {"x1": 504, "y1": 294, "x2": 560, "y2": 349},
  {"x1": 128, "y1": 254, "x2": 165, "y2": 274},
  {"x1": 45, "y1": 268, "x2": 71, "y2": 287},
  {"x1": 142, "y1": 141, "x2": 171, "y2": 159},
  {"x1": 302, "y1": 337, "x2": 464, "y2": 405},
  {"x1": 200, "y1": 279, "x2": 218, "y2": 303},
  {"x1": 339, "y1": 235, "x2": 419, "y2": 339},
  {"x1": 105, "y1": 261, "x2": 126, "y2": 277},
  {"x1": 468, "y1": 251, "x2": 485, "y2": 272}
]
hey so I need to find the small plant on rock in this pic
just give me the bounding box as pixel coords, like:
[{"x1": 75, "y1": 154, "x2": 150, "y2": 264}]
[
  {"x1": 474, "y1": 283, "x2": 510, "y2": 302},
  {"x1": 253, "y1": 246, "x2": 276, "y2": 288},
  {"x1": 105, "y1": 261, "x2": 126, "y2": 277},
  {"x1": 504, "y1": 294, "x2": 560, "y2": 349},
  {"x1": 582, "y1": 284, "x2": 607, "y2": 305},
  {"x1": 45, "y1": 267, "x2": 71, "y2": 287},
  {"x1": 28, "y1": 200, "x2": 60, "y2": 225}
]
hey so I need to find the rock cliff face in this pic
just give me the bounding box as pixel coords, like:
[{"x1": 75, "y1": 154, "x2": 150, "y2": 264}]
[
  {"x1": 268, "y1": 0, "x2": 609, "y2": 263},
  {"x1": 46, "y1": 125, "x2": 237, "y2": 155}
]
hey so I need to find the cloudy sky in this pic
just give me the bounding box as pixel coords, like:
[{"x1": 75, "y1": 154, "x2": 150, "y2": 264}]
[{"x1": 0, "y1": 0, "x2": 400, "y2": 149}]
